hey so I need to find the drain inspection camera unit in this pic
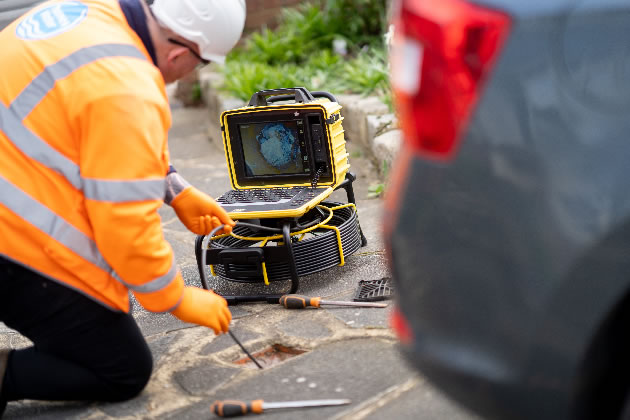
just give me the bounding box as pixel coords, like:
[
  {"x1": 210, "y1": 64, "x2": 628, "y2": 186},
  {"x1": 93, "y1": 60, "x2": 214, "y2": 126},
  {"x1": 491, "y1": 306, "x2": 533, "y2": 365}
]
[{"x1": 194, "y1": 87, "x2": 367, "y2": 304}]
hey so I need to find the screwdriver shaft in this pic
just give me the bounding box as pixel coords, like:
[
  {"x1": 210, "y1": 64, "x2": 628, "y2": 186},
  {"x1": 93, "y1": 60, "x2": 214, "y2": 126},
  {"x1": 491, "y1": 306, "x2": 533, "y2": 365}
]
[
  {"x1": 229, "y1": 330, "x2": 263, "y2": 369},
  {"x1": 200, "y1": 227, "x2": 263, "y2": 370},
  {"x1": 279, "y1": 294, "x2": 388, "y2": 309},
  {"x1": 319, "y1": 300, "x2": 387, "y2": 308},
  {"x1": 263, "y1": 399, "x2": 351, "y2": 409},
  {"x1": 210, "y1": 398, "x2": 351, "y2": 417}
]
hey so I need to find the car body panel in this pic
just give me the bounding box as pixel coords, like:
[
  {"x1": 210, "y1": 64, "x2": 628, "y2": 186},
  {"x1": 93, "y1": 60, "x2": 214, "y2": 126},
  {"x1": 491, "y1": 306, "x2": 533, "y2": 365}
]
[{"x1": 387, "y1": 0, "x2": 630, "y2": 419}]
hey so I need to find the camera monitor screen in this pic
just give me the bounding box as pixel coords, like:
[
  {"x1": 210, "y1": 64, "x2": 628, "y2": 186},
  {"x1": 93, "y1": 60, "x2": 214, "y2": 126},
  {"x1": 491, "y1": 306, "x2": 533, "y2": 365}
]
[{"x1": 238, "y1": 120, "x2": 310, "y2": 177}]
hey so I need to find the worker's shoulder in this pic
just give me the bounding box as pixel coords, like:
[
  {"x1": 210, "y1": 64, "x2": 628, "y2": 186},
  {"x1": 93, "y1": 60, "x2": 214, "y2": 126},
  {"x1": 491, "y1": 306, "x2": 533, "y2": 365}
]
[
  {"x1": 92, "y1": 58, "x2": 166, "y2": 99},
  {"x1": 75, "y1": 73, "x2": 169, "y2": 128},
  {"x1": 66, "y1": 32, "x2": 167, "y2": 106}
]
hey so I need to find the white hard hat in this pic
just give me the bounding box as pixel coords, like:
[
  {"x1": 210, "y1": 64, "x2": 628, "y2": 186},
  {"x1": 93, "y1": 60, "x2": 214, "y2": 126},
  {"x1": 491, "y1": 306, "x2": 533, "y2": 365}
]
[{"x1": 151, "y1": 0, "x2": 246, "y2": 64}]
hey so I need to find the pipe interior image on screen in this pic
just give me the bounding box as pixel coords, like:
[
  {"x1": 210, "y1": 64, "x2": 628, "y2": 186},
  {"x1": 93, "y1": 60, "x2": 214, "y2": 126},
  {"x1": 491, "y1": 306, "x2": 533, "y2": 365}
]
[{"x1": 238, "y1": 120, "x2": 309, "y2": 176}]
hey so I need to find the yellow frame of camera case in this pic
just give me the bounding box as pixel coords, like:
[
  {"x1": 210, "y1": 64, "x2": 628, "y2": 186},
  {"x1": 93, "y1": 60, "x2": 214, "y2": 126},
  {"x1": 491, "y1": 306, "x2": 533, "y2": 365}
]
[{"x1": 219, "y1": 99, "x2": 350, "y2": 219}]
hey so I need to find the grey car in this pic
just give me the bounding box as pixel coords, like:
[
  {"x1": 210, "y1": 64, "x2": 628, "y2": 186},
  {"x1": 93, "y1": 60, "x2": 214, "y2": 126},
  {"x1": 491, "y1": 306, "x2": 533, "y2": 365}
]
[
  {"x1": 386, "y1": 0, "x2": 630, "y2": 419},
  {"x1": 0, "y1": 0, "x2": 42, "y2": 30}
]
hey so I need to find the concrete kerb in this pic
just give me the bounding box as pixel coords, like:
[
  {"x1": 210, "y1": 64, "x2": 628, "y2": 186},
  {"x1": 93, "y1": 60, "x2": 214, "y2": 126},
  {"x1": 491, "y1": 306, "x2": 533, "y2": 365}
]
[{"x1": 199, "y1": 71, "x2": 402, "y2": 177}]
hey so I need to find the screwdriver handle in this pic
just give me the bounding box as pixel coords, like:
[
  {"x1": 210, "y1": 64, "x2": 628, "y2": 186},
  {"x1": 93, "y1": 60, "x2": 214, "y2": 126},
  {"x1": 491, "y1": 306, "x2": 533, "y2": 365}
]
[
  {"x1": 210, "y1": 399, "x2": 264, "y2": 417},
  {"x1": 279, "y1": 294, "x2": 321, "y2": 309}
]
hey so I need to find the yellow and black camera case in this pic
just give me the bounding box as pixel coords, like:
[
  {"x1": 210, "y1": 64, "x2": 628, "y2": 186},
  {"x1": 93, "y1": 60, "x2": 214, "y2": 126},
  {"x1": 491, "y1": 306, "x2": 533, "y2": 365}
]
[{"x1": 218, "y1": 87, "x2": 349, "y2": 219}]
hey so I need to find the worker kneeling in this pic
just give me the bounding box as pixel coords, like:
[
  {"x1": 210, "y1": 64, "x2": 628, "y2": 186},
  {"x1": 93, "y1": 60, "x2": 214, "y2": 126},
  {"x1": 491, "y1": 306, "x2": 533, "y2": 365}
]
[{"x1": 0, "y1": 0, "x2": 245, "y2": 415}]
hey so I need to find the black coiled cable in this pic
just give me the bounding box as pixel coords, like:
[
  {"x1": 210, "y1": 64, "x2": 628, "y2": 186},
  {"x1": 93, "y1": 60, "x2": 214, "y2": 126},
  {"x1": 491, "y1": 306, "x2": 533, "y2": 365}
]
[{"x1": 209, "y1": 202, "x2": 362, "y2": 283}]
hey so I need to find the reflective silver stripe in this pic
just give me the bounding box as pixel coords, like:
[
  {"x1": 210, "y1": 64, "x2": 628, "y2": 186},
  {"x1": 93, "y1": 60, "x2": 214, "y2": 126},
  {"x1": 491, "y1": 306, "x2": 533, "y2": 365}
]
[
  {"x1": 83, "y1": 177, "x2": 166, "y2": 202},
  {"x1": 0, "y1": 102, "x2": 83, "y2": 189},
  {"x1": 0, "y1": 45, "x2": 164, "y2": 204},
  {"x1": 164, "y1": 172, "x2": 191, "y2": 205},
  {"x1": 128, "y1": 260, "x2": 178, "y2": 294},
  {"x1": 0, "y1": 174, "x2": 111, "y2": 273},
  {"x1": 0, "y1": 174, "x2": 177, "y2": 294},
  {"x1": 0, "y1": 103, "x2": 165, "y2": 202},
  {"x1": 10, "y1": 44, "x2": 147, "y2": 120}
]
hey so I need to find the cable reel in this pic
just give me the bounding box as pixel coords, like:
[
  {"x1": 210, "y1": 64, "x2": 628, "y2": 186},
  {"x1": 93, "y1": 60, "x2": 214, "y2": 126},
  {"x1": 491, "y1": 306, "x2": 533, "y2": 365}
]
[{"x1": 195, "y1": 202, "x2": 365, "y2": 304}]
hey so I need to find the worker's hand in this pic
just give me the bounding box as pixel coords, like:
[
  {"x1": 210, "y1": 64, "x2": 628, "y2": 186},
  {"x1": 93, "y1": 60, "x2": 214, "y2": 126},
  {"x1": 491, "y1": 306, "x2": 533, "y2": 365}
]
[
  {"x1": 170, "y1": 186, "x2": 235, "y2": 235},
  {"x1": 171, "y1": 287, "x2": 231, "y2": 334}
]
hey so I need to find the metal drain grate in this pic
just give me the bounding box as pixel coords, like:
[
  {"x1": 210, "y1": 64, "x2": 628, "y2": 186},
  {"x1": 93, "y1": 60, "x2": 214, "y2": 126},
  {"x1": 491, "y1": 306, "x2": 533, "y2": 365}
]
[{"x1": 354, "y1": 277, "x2": 393, "y2": 302}]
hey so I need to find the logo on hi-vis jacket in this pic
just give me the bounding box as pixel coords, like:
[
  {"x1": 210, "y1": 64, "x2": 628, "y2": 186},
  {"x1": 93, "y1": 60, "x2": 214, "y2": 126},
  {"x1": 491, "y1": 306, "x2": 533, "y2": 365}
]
[{"x1": 16, "y1": 1, "x2": 88, "y2": 40}]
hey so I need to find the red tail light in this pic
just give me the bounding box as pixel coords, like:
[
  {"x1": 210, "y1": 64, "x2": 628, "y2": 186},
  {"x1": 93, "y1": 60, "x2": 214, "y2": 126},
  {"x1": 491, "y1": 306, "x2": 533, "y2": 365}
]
[
  {"x1": 390, "y1": 0, "x2": 511, "y2": 160},
  {"x1": 390, "y1": 306, "x2": 414, "y2": 345}
]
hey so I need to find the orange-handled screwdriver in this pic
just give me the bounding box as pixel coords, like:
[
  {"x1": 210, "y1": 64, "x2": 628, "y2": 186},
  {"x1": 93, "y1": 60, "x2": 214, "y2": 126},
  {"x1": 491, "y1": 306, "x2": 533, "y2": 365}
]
[
  {"x1": 279, "y1": 294, "x2": 387, "y2": 309},
  {"x1": 210, "y1": 398, "x2": 351, "y2": 417}
]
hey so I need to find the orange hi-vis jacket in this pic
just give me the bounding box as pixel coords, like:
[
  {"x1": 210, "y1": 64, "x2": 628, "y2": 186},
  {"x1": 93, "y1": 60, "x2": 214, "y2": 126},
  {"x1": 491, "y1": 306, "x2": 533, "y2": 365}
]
[{"x1": 0, "y1": 0, "x2": 184, "y2": 313}]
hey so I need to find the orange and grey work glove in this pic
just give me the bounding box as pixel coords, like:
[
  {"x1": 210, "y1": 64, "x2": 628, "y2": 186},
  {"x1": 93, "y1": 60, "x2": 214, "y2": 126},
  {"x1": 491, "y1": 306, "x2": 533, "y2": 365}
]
[
  {"x1": 171, "y1": 286, "x2": 232, "y2": 334},
  {"x1": 165, "y1": 169, "x2": 235, "y2": 235}
]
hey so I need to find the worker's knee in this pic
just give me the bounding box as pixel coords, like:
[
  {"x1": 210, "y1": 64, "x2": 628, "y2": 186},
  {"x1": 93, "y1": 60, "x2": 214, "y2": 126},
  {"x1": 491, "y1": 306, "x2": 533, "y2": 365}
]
[{"x1": 104, "y1": 349, "x2": 153, "y2": 402}]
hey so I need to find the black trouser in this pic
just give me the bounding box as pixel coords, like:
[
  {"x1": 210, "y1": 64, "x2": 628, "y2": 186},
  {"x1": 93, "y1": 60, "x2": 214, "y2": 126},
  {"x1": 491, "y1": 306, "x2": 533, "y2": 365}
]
[{"x1": 0, "y1": 256, "x2": 153, "y2": 402}]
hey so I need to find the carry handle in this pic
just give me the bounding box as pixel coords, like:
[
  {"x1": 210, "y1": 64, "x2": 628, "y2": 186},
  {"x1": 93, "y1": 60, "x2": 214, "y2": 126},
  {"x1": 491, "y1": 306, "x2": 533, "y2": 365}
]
[
  {"x1": 265, "y1": 91, "x2": 339, "y2": 105},
  {"x1": 247, "y1": 87, "x2": 317, "y2": 106}
]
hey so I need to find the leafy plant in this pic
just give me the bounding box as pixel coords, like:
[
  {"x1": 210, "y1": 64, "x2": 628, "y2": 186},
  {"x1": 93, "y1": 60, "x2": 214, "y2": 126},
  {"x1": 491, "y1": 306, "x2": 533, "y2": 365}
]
[
  {"x1": 221, "y1": 62, "x2": 308, "y2": 101},
  {"x1": 219, "y1": 0, "x2": 392, "y2": 103},
  {"x1": 339, "y1": 48, "x2": 389, "y2": 95},
  {"x1": 368, "y1": 182, "x2": 385, "y2": 199},
  {"x1": 319, "y1": 0, "x2": 389, "y2": 46},
  {"x1": 367, "y1": 159, "x2": 390, "y2": 199},
  {"x1": 191, "y1": 81, "x2": 202, "y2": 103}
]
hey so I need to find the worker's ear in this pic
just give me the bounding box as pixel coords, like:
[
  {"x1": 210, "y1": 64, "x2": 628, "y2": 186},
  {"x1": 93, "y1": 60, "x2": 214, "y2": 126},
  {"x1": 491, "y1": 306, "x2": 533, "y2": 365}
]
[{"x1": 166, "y1": 45, "x2": 188, "y2": 65}]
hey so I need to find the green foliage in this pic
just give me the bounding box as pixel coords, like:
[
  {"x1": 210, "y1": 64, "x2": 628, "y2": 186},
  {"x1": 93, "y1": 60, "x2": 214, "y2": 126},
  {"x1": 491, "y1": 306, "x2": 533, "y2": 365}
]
[
  {"x1": 381, "y1": 158, "x2": 390, "y2": 179},
  {"x1": 232, "y1": 0, "x2": 388, "y2": 65},
  {"x1": 319, "y1": 0, "x2": 389, "y2": 45},
  {"x1": 350, "y1": 149, "x2": 363, "y2": 159},
  {"x1": 220, "y1": 0, "x2": 391, "y2": 105},
  {"x1": 368, "y1": 182, "x2": 385, "y2": 199},
  {"x1": 221, "y1": 62, "x2": 305, "y2": 101},
  {"x1": 191, "y1": 81, "x2": 202, "y2": 103},
  {"x1": 367, "y1": 159, "x2": 390, "y2": 199},
  {"x1": 339, "y1": 47, "x2": 389, "y2": 96}
]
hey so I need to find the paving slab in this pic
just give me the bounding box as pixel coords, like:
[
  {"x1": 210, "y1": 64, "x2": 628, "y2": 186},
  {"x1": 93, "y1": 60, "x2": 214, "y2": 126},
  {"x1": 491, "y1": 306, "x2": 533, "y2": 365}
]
[
  {"x1": 3, "y1": 401, "x2": 97, "y2": 420},
  {"x1": 173, "y1": 363, "x2": 241, "y2": 396},
  {"x1": 99, "y1": 393, "x2": 153, "y2": 418},
  {"x1": 159, "y1": 338, "x2": 413, "y2": 420},
  {"x1": 363, "y1": 379, "x2": 482, "y2": 420},
  {"x1": 277, "y1": 316, "x2": 333, "y2": 339},
  {"x1": 324, "y1": 288, "x2": 392, "y2": 329},
  {"x1": 200, "y1": 328, "x2": 263, "y2": 355}
]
